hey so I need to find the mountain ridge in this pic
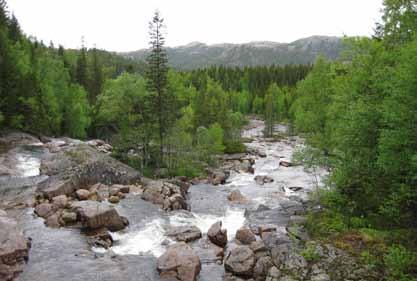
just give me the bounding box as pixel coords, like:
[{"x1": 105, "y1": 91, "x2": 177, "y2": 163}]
[{"x1": 122, "y1": 35, "x2": 344, "y2": 69}]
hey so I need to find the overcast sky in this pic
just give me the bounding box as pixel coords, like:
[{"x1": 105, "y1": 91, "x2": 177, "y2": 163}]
[{"x1": 7, "y1": 0, "x2": 384, "y2": 52}]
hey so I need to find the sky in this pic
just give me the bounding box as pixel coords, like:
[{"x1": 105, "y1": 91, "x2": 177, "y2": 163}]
[{"x1": 7, "y1": 0, "x2": 384, "y2": 52}]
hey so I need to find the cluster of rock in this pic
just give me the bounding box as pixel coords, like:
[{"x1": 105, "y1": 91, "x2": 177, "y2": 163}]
[
  {"x1": 223, "y1": 220, "x2": 381, "y2": 281},
  {"x1": 34, "y1": 182, "x2": 133, "y2": 249},
  {"x1": 222, "y1": 153, "x2": 256, "y2": 174},
  {"x1": 86, "y1": 139, "x2": 113, "y2": 154},
  {"x1": 141, "y1": 178, "x2": 190, "y2": 211},
  {"x1": 157, "y1": 220, "x2": 229, "y2": 281},
  {"x1": 0, "y1": 210, "x2": 31, "y2": 281}
]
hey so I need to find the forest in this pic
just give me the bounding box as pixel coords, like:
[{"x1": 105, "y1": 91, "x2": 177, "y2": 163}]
[{"x1": 1, "y1": 0, "x2": 417, "y2": 280}]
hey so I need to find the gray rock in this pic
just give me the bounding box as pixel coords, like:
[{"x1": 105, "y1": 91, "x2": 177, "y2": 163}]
[
  {"x1": 209, "y1": 171, "x2": 228, "y2": 185},
  {"x1": 224, "y1": 246, "x2": 255, "y2": 278},
  {"x1": 228, "y1": 190, "x2": 248, "y2": 203},
  {"x1": 76, "y1": 189, "x2": 90, "y2": 201},
  {"x1": 235, "y1": 227, "x2": 256, "y2": 245},
  {"x1": 45, "y1": 212, "x2": 61, "y2": 228},
  {"x1": 157, "y1": 242, "x2": 201, "y2": 281},
  {"x1": 108, "y1": 196, "x2": 120, "y2": 204},
  {"x1": 193, "y1": 238, "x2": 224, "y2": 264},
  {"x1": 280, "y1": 200, "x2": 305, "y2": 215},
  {"x1": 71, "y1": 201, "x2": 128, "y2": 231},
  {"x1": 207, "y1": 221, "x2": 227, "y2": 248},
  {"x1": 279, "y1": 161, "x2": 292, "y2": 167},
  {"x1": 40, "y1": 179, "x2": 74, "y2": 200},
  {"x1": 60, "y1": 211, "x2": 77, "y2": 224},
  {"x1": 0, "y1": 214, "x2": 31, "y2": 281},
  {"x1": 84, "y1": 227, "x2": 113, "y2": 249},
  {"x1": 254, "y1": 256, "x2": 273, "y2": 281},
  {"x1": 254, "y1": 175, "x2": 274, "y2": 185},
  {"x1": 166, "y1": 226, "x2": 202, "y2": 243},
  {"x1": 34, "y1": 203, "x2": 57, "y2": 218},
  {"x1": 52, "y1": 195, "x2": 69, "y2": 209},
  {"x1": 141, "y1": 180, "x2": 188, "y2": 211}
]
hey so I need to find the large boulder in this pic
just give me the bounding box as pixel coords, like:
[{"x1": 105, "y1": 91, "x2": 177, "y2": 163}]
[
  {"x1": 84, "y1": 227, "x2": 113, "y2": 249},
  {"x1": 0, "y1": 212, "x2": 31, "y2": 281},
  {"x1": 227, "y1": 190, "x2": 248, "y2": 203},
  {"x1": 71, "y1": 201, "x2": 128, "y2": 231},
  {"x1": 254, "y1": 256, "x2": 273, "y2": 281},
  {"x1": 280, "y1": 200, "x2": 305, "y2": 215},
  {"x1": 39, "y1": 179, "x2": 75, "y2": 200},
  {"x1": 193, "y1": 238, "x2": 224, "y2": 264},
  {"x1": 254, "y1": 175, "x2": 274, "y2": 185},
  {"x1": 235, "y1": 227, "x2": 256, "y2": 245},
  {"x1": 207, "y1": 221, "x2": 228, "y2": 248},
  {"x1": 208, "y1": 170, "x2": 229, "y2": 185},
  {"x1": 224, "y1": 246, "x2": 256, "y2": 278},
  {"x1": 141, "y1": 180, "x2": 188, "y2": 211},
  {"x1": 34, "y1": 203, "x2": 57, "y2": 218},
  {"x1": 166, "y1": 226, "x2": 202, "y2": 243},
  {"x1": 157, "y1": 242, "x2": 201, "y2": 281},
  {"x1": 75, "y1": 189, "x2": 90, "y2": 200},
  {"x1": 51, "y1": 195, "x2": 69, "y2": 209}
]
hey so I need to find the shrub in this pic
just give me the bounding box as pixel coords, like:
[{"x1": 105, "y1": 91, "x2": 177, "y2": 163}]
[
  {"x1": 301, "y1": 243, "x2": 320, "y2": 262},
  {"x1": 384, "y1": 245, "x2": 417, "y2": 281},
  {"x1": 223, "y1": 140, "x2": 246, "y2": 154}
]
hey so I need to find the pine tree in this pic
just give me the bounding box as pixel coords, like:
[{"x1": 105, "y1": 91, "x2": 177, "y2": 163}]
[
  {"x1": 89, "y1": 47, "x2": 103, "y2": 104},
  {"x1": 75, "y1": 37, "x2": 88, "y2": 91},
  {"x1": 0, "y1": 0, "x2": 7, "y2": 28},
  {"x1": 8, "y1": 13, "x2": 21, "y2": 42},
  {"x1": 263, "y1": 87, "x2": 276, "y2": 137},
  {"x1": 145, "y1": 10, "x2": 173, "y2": 164}
]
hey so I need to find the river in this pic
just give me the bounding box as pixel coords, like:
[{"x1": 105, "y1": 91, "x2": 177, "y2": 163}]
[{"x1": 4, "y1": 119, "x2": 326, "y2": 281}]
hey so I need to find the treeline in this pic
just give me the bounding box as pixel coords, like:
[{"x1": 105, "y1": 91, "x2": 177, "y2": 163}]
[
  {"x1": 283, "y1": 1, "x2": 416, "y2": 279},
  {"x1": 0, "y1": 0, "x2": 143, "y2": 138}
]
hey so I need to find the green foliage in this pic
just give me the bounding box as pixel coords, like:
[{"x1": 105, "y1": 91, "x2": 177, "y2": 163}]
[
  {"x1": 301, "y1": 243, "x2": 321, "y2": 262},
  {"x1": 291, "y1": 56, "x2": 333, "y2": 151},
  {"x1": 263, "y1": 84, "x2": 277, "y2": 137},
  {"x1": 196, "y1": 123, "x2": 225, "y2": 163},
  {"x1": 384, "y1": 246, "x2": 417, "y2": 281},
  {"x1": 224, "y1": 140, "x2": 246, "y2": 154}
]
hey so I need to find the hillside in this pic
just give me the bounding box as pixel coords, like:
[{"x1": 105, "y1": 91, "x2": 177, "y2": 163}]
[{"x1": 122, "y1": 36, "x2": 344, "y2": 69}]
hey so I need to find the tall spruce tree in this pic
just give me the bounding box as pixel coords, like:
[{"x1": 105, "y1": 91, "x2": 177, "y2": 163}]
[
  {"x1": 90, "y1": 47, "x2": 103, "y2": 104},
  {"x1": 145, "y1": 11, "x2": 173, "y2": 164},
  {"x1": 75, "y1": 37, "x2": 88, "y2": 91}
]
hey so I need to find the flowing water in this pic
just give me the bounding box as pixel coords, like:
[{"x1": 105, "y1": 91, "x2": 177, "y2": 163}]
[
  {"x1": 95, "y1": 119, "x2": 326, "y2": 263},
  {"x1": 3, "y1": 119, "x2": 327, "y2": 281}
]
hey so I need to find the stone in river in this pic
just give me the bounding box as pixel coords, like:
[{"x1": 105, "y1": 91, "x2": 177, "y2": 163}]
[
  {"x1": 235, "y1": 227, "x2": 256, "y2": 245},
  {"x1": 75, "y1": 189, "x2": 90, "y2": 201},
  {"x1": 157, "y1": 242, "x2": 201, "y2": 281},
  {"x1": 207, "y1": 221, "x2": 228, "y2": 248},
  {"x1": 279, "y1": 160, "x2": 292, "y2": 167},
  {"x1": 224, "y1": 246, "x2": 255, "y2": 278},
  {"x1": 0, "y1": 212, "x2": 31, "y2": 281},
  {"x1": 165, "y1": 225, "x2": 202, "y2": 243},
  {"x1": 71, "y1": 200, "x2": 128, "y2": 231},
  {"x1": 227, "y1": 190, "x2": 248, "y2": 203}
]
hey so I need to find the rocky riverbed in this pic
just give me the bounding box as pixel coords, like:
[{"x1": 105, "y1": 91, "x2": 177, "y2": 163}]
[{"x1": 0, "y1": 121, "x2": 380, "y2": 281}]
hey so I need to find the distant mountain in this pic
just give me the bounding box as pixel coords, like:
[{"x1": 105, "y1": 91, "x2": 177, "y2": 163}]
[{"x1": 122, "y1": 36, "x2": 344, "y2": 70}]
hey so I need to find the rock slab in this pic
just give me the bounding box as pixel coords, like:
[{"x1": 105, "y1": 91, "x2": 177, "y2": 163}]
[
  {"x1": 0, "y1": 212, "x2": 31, "y2": 281},
  {"x1": 157, "y1": 242, "x2": 201, "y2": 281}
]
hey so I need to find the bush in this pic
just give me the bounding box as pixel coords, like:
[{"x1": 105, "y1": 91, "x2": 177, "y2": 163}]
[
  {"x1": 306, "y1": 210, "x2": 348, "y2": 238},
  {"x1": 223, "y1": 140, "x2": 246, "y2": 154},
  {"x1": 301, "y1": 243, "x2": 320, "y2": 262},
  {"x1": 384, "y1": 245, "x2": 417, "y2": 281}
]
